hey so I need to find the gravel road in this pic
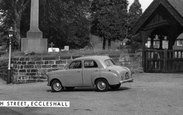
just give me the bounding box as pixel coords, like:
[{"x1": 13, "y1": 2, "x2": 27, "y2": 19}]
[{"x1": 0, "y1": 73, "x2": 183, "y2": 115}]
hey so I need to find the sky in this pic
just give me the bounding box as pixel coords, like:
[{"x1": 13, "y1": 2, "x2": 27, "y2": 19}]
[{"x1": 128, "y1": 0, "x2": 154, "y2": 12}]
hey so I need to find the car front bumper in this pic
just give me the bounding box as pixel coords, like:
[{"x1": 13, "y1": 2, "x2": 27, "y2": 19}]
[{"x1": 120, "y1": 78, "x2": 133, "y2": 84}]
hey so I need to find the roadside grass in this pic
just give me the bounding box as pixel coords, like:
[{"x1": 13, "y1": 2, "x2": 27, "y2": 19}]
[{"x1": 12, "y1": 49, "x2": 123, "y2": 57}]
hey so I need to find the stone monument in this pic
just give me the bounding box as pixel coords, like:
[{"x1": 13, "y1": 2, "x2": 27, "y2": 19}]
[{"x1": 21, "y1": 0, "x2": 47, "y2": 53}]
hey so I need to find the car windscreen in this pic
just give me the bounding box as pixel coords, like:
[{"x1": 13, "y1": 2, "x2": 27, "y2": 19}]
[{"x1": 104, "y1": 59, "x2": 115, "y2": 67}]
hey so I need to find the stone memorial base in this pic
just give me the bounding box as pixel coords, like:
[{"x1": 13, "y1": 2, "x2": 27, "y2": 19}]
[{"x1": 21, "y1": 38, "x2": 48, "y2": 53}]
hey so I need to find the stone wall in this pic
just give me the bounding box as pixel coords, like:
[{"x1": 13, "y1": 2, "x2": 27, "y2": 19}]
[
  {"x1": 118, "y1": 52, "x2": 143, "y2": 73},
  {"x1": 0, "y1": 60, "x2": 8, "y2": 81},
  {"x1": 11, "y1": 56, "x2": 75, "y2": 84},
  {"x1": 2, "y1": 53, "x2": 142, "y2": 84}
]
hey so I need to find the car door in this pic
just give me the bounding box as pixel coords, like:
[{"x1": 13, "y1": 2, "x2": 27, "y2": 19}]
[
  {"x1": 82, "y1": 60, "x2": 100, "y2": 86},
  {"x1": 65, "y1": 60, "x2": 83, "y2": 86}
]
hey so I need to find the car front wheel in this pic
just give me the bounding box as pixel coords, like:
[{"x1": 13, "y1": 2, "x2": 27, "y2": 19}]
[
  {"x1": 51, "y1": 80, "x2": 63, "y2": 92},
  {"x1": 96, "y1": 79, "x2": 109, "y2": 92}
]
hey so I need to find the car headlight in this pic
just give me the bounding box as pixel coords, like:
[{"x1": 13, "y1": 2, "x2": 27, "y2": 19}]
[
  {"x1": 121, "y1": 75, "x2": 123, "y2": 80},
  {"x1": 125, "y1": 72, "x2": 129, "y2": 79}
]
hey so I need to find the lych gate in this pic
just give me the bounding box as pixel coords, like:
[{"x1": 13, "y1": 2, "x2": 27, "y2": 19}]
[{"x1": 132, "y1": 0, "x2": 183, "y2": 73}]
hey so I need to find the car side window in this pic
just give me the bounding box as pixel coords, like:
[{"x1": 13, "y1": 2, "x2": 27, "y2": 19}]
[
  {"x1": 84, "y1": 60, "x2": 98, "y2": 68},
  {"x1": 69, "y1": 61, "x2": 82, "y2": 69}
]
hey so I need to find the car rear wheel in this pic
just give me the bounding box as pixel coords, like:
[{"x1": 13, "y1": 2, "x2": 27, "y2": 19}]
[
  {"x1": 110, "y1": 84, "x2": 121, "y2": 90},
  {"x1": 51, "y1": 80, "x2": 63, "y2": 92},
  {"x1": 65, "y1": 87, "x2": 75, "y2": 90},
  {"x1": 96, "y1": 79, "x2": 109, "y2": 92}
]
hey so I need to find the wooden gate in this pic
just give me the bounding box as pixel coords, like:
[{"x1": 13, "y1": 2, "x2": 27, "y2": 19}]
[{"x1": 144, "y1": 50, "x2": 183, "y2": 73}]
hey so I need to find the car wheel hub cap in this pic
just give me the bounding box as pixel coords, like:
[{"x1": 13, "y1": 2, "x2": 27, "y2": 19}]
[
  {"x1": 98, "y1": 82, "x2": 106, "y2": 90},
  {"x1": 54, "y1": 83, "x2": 61, "y2": 91}
]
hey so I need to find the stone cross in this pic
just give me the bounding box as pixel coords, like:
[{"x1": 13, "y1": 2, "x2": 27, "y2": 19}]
[
  {"x1": 30, "y1": 0, "x2": 40, "y2": 31},
  {"x1": 21, "y1": 0, "x2": 48, "y2": 53},
  {"x1": 50, "y1": 42, "x2": 54, "y2": 48},
  {"x1": 27, "y1": 0, "x2": 42, "y2": 38}
]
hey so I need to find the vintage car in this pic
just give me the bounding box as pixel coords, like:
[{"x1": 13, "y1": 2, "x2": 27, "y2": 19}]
[{"x1": 47, "y1": 55, "x2": 133, "y2": 92}]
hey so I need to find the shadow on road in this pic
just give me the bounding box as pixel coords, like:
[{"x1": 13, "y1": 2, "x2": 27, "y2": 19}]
[
  {"x1": 109, "y1": 87, "x2": 131, "y2": 91},
  {"x1": 46, "y1": 87, "x2": 131, "y2": 92}
]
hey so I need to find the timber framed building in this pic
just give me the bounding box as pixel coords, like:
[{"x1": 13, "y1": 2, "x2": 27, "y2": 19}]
[{"x1": 132, "y1": 0, "x2": 183, "y2": 72}]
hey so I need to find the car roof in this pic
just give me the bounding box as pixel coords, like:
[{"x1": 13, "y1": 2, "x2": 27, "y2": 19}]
[{"x1": 73, "y1": 55, "x2": 110, "y2": 61}]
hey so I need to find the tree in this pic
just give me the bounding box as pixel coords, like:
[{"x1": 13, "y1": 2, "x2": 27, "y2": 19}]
[
  {"x1": 128, "y1": 0, "x2": 142, "y2": 30},
  {"x1": 30, "y1": 0, "x2": 90, "y2": 49},
  {"x1": 91, "y1": 0, "x2": 128, "y2": 49},
  {"x1": 126, "y1": 0, "x2": 142, "y2": 52},
  {"x1": 0, "y1": 0, "x2": 91, "y2": 50},
  {"x1": 0, "y1": 0, "x2": 31, "y2": 50}
]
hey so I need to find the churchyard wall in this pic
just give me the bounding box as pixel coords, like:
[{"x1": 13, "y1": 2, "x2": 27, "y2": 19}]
[
  {"x1": 0, "y1": 53, "x2": 142, "y2": 84},
  {"x1": 11, "y1": 56, "x2": 78, "y2": 84}
]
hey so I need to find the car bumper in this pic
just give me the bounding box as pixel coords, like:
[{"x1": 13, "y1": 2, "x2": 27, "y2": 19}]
[{"x1": 120, "y1": 78, "x2": 133, "y2": 83}]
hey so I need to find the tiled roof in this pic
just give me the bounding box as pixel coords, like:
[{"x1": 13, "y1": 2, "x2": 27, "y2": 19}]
[
  {"x1": 132, "y1": 0, "x2": 183, "y2": 34},
  {"x1": 168, "y1": 0, "x2": 183, "y2": 17}
]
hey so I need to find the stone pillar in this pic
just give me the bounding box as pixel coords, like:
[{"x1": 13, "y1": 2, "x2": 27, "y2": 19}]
[
  {"x1": 27, "y1": 0, "x2": 42, "y2": 38},
  {"x1": 21, "y1": 0, "x2": 47, "y2": 53}
]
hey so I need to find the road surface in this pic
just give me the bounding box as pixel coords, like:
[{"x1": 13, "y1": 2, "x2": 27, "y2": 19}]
[{"x1": 0, "y1": 73, "x2": 183, "y2": 115}]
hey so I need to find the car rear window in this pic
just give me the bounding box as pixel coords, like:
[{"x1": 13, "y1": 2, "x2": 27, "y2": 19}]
[
  {"x1": 104, "y1": 59, "x2": 115, "y2": 66},
  {"x1": 84, "y1": 60, "x2": 98, "y2": 68}
]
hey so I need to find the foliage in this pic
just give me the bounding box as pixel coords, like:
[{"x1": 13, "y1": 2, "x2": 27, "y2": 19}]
[
  {"x1": 128, "y1": 0, "x2": 142, "y2": 32},
  {"x1": 0, "y1": 0, "x2": 143, "y2": 51},
  {"x1": 126, "y1": 0, "x2": 142, "y2": 53},
  {"x1": 0, "y1": 0, "x2": 31, "y2": 50},
  {"x1": 0, "y1": 0, "x2": 90, "y2": 49},
  {"x1": 126, "y1": 34, "x2": 141, "y2": 53},
  {"x1": 91, "y1": 0, "x2": 128, "y2": 49},
  {"x1": 38, "y1": 0, "x2": 90, "y2": 49},
  {"x1": 0, "y1": 49, "x2": 123, "y2": 59}
]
